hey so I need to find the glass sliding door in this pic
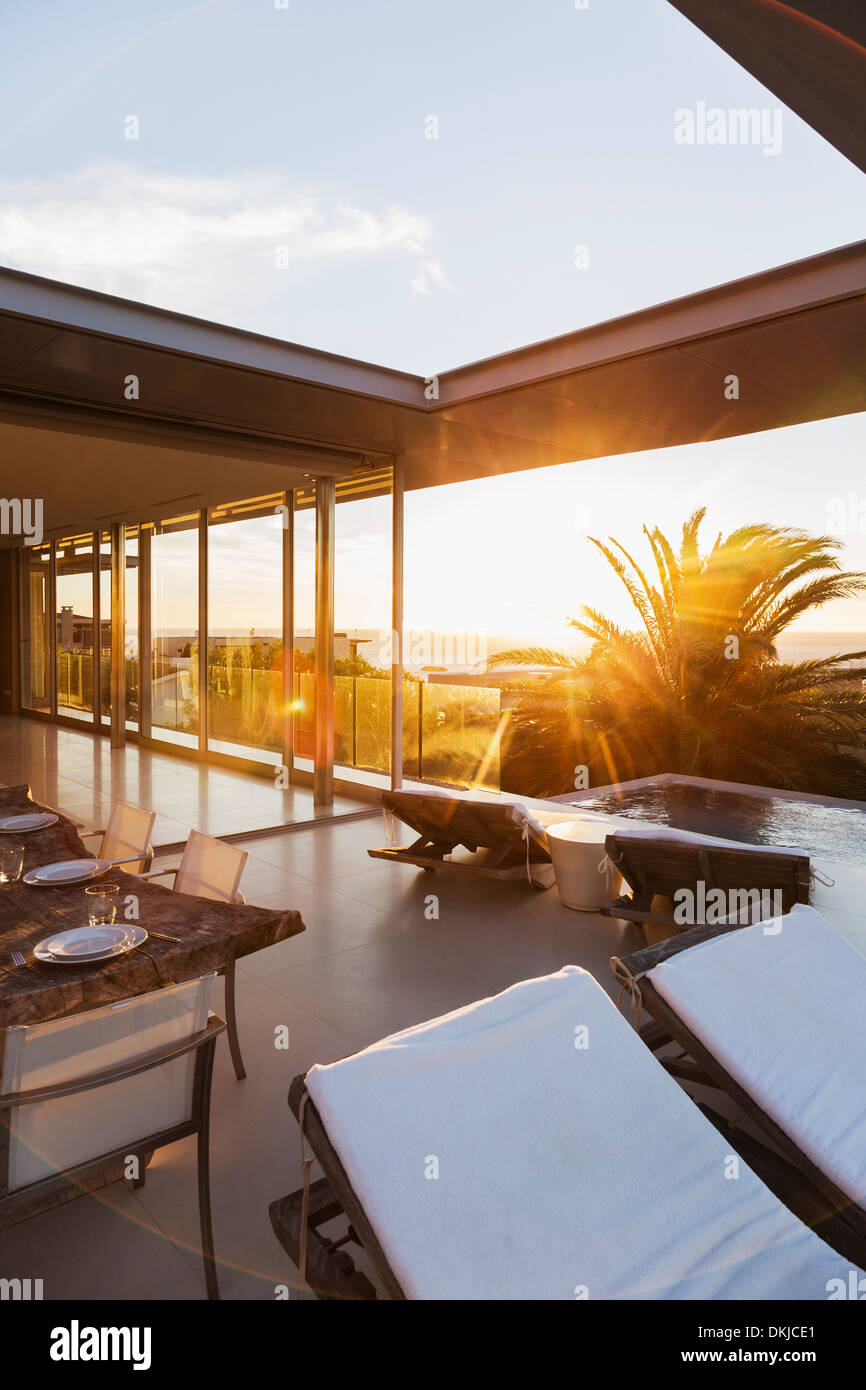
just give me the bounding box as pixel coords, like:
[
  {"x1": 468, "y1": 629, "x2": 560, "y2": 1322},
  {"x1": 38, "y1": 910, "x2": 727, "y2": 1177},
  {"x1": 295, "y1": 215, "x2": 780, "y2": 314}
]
[
  {"x1": 20, "y1": 544, "x2": 51, "y2": 712},
  {"x1": 207, "y1": 496, "x2": 283, "y2": 766},
  {"x1": 150, "y1": 513, "x2": 199, "y2": 749},
  {"x1": 55, "y1": 532, "x2": 95, "y2": 723},
  {"x1": 333, "y1": 467, "x2": 394, "y2": 784}
]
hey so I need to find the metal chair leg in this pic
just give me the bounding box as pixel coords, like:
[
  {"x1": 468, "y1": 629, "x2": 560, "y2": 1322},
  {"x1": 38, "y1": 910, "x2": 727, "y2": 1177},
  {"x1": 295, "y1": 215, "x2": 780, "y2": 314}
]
[
  {"x1": 197, "y1": 1039, "x2": 220, "y2": 1300},
  {"x1": 223, "y1": 961, "x2": 246, "y2": 1080}
]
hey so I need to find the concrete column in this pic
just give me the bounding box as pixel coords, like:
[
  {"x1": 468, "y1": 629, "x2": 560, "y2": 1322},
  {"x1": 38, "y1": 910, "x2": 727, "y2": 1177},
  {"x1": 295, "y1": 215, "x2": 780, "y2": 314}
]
[
  {"x1": 198, "y1": 511, "x2": 208, "y2": 757},
  {"x1": 281, "y1": 490, "x2": 295, "y2": 782}
]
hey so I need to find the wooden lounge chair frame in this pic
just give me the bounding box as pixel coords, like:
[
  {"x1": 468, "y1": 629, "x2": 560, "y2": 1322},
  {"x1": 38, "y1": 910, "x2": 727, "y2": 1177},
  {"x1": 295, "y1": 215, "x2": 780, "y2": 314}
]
[
  {"x1": 367, "y1": 791, "x2": 555, "y2": 888},
  {"x1": 269, "y1": 1072, "x2": 404, "y2": 1299},
  {"x1": 601, "y1": 833, "x2": 811, "y2": 936},
  {"x1": 611, "y1": 922, "x2": 866, "y2": 1268},
  {"x1": 270, "y1": 1041, "x2": 866, "y2": 1299}
]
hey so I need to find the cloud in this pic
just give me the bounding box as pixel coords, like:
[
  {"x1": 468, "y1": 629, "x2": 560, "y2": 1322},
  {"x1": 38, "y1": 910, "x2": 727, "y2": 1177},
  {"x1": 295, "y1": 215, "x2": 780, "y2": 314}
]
[
  {"x1": 410, "y1": 258, "x2": 454, "y2": 298},
  {"x1": 0, "y1": 163, "x2": 452, "y2": 309}
]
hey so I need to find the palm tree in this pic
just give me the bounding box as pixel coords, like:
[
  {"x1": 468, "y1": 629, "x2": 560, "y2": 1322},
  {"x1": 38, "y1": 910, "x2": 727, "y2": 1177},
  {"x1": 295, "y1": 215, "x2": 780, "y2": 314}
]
[{"x1": 495, "y1": 509, "x2": 866, "y2": 799}]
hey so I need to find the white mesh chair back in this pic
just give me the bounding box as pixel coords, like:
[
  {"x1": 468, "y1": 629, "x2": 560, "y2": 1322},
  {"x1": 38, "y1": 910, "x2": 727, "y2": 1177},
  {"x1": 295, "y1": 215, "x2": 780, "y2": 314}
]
[
  {"x1": 174, "y1": 830, "x2": 247, "y2": 903},
  {"x1": 100, "y1": 801, "x2": 156, "y2": 873},
  {"x1": 1, "y1": 975, "x2": 214, "y2": 1192}
]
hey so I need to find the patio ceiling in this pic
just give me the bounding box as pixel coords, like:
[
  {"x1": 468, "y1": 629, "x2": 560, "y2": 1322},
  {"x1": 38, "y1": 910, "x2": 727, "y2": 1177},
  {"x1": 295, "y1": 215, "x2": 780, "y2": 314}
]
[{"x1": 0, "y1": 236, "x2": 863, "y2": 542}]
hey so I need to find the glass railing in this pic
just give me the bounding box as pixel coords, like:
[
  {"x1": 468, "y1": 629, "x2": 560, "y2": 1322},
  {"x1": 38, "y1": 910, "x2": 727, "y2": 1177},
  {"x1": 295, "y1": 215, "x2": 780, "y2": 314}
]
[
  {"x1": 56, "y1": 649, "x2": 93, "y2": 716},
  {"x1": 404, "y1": 680, "x2": 501, "y2": 789},
  {"x1": 334, "y1": 676, "x2": 501, "y2": 789},
  {"x1": 58, "y1": 649, "x2": 141, "y2": 725},
  {"x1": 208, "y1": 666, "x2": 283, "y2": 756},
  {"x1": 52, "y1": 654, "x2": 502, "y2": 789},
  {"x1": 223, "y1": 670, "x2": 501, "y2": 787}
]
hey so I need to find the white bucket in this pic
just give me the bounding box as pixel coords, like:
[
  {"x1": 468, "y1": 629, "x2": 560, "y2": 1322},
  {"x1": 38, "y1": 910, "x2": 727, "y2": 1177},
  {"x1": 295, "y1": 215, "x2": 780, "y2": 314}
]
[{"x1": 546, "y1": 819, "x2": 622, "y2": 912}]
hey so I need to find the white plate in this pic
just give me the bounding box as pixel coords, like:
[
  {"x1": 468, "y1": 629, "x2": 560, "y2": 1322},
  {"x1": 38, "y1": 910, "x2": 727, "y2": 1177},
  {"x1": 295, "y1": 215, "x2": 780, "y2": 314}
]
[
  {"x1": 0, "y1": 812, "x2": 58, "y2": 834},
  {"x1": 34, "y1": 924, "x2": 147, "y2": 964},
  {"x1": 23, "y1": 859, "x2": 112, "y2": 887}
]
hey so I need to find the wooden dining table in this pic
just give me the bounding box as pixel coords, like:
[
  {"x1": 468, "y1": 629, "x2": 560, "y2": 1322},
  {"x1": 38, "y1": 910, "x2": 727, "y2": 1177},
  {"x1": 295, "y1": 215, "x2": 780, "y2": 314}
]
[{"x1": 0, "y1": 785, "x2": 305, "y2": 1029}]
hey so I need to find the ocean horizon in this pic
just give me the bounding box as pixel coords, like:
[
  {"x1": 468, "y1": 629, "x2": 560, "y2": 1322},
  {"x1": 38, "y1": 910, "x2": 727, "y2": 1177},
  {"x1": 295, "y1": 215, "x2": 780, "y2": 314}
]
[{"x1": 139, "y1": 627, "x2": 866, "y2": 671}]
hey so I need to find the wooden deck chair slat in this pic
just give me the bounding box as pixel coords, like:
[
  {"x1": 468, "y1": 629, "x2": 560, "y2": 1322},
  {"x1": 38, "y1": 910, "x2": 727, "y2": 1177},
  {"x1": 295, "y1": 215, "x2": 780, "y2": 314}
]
[{"x1": 601, "y1": 834, "x2": 811, "y2": 933}]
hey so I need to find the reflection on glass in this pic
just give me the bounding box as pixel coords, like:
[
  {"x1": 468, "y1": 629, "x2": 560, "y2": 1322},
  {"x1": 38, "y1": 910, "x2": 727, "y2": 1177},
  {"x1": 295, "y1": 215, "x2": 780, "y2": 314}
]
[
  {"x1": 151, "y1": 515, "x2": 199, "y2": 748},
  {"x1": 56, "y1": 533, "x2": 95, "y2": 722},
  {"x1": 20, "y1": 545, "x2": 51, "y2": 712},
  {"x1": 333, "y1": 476, "x2": 392, "y2": 782},
  {"x1": 207, "y1": 506, "x2": 283, "y2": 766}
]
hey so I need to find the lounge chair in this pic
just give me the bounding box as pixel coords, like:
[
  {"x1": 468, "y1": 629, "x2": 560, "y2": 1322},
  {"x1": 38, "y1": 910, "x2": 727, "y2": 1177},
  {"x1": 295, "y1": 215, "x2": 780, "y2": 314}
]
[
  {"x1": 368, "y1": 789, "x2": 563, "y2": 888},
  {"x1": 269, "y1": 965, "x2": 862, "y2": 1298},
  {"x1": 610, "y1": 902, "x2": 866, "y2": 1266},
  {"x1": 601, "y1": 830, "x2": 810, "y2": 939}
]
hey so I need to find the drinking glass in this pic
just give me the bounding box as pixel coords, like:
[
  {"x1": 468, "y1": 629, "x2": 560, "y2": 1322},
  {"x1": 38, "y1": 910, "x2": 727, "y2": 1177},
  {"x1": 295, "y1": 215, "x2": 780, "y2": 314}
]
[
  {"x1": 0, "y1": 845, "x2": 25, "y2": 883},
  {"x1": 85, "y1": 883, "x2": 120, "y2": 926}
]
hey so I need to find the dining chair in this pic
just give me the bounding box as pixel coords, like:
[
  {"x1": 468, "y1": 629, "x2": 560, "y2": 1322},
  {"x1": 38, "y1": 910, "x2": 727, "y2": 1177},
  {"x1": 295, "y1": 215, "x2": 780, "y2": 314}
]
[
  {"x1": 0, "y1": 975, "x2": 225, "y2": 1299},
  {"x1": 143, "y1": 831, "x2": 249, "y2": 1081},
  {"x1": 81, "y1": 800, "x2": 157, "y2": 873}
]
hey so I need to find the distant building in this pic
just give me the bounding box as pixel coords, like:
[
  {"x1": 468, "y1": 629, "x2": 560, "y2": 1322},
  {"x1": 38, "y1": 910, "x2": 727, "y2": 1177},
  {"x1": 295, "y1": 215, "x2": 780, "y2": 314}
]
[
  {"x1": 295, "y1": 632, "x2": 370, "y2": 662},
  {"x1": 56, "y1": 607, "x2": 111, "y2": 650}
]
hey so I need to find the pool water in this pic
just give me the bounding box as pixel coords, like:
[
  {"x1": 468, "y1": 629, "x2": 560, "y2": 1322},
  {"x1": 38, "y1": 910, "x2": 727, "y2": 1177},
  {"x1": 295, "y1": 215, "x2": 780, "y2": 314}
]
[{"x1": 571, "y1": 783, "x2": 866, "y2": 866}]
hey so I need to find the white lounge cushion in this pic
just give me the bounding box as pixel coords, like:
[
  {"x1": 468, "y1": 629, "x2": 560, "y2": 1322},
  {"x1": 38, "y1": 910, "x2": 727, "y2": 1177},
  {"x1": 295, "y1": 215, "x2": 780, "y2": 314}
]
[
  {"x1": 648, "y1": 903, "x2": 866, "y2": 1208},
  {"x1": 306, "y1": 965, "x2": 856, "y2": 1300}
]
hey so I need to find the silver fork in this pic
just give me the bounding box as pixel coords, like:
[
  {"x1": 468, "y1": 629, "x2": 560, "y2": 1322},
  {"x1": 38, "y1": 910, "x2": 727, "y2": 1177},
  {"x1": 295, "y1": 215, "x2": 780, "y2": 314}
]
[{"x1": 10, "y1": 950, "x2": 43, "y2": 972}]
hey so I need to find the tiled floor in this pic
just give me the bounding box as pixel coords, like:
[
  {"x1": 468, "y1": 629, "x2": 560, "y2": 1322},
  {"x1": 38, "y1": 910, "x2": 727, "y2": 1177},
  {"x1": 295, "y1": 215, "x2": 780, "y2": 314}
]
[
  {"x1": 0, "y1": 715, "x2": 370, "y2": 846},
  {"x1": 0, "y1": 715, "x2": 646, "y2": 1300}
]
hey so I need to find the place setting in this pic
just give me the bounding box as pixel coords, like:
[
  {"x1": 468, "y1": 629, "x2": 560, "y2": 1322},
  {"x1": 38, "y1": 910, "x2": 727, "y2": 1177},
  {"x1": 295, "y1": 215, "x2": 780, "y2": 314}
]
[
  {"x1": 2, "y1": 880, "x2": 181, "y2": 974},
  {"x1": 22, "y1": 857, "x2": 114, "y2": 888},
  {"x1": 0, "y1": 810, "x2": 59, "y2": 835}
]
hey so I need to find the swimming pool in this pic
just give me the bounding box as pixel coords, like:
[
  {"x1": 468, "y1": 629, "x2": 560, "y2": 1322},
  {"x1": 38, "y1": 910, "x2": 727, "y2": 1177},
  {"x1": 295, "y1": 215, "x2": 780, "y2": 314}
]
[{"x1": 570, "y1": 781, "x2": 866, "y2": 866}]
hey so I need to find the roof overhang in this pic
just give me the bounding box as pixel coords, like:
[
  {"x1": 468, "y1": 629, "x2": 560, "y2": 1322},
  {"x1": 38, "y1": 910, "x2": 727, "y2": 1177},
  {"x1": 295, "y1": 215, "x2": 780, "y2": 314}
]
[{"x1": 0, "y1": 237, "x2": 863, "y2": 541}]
